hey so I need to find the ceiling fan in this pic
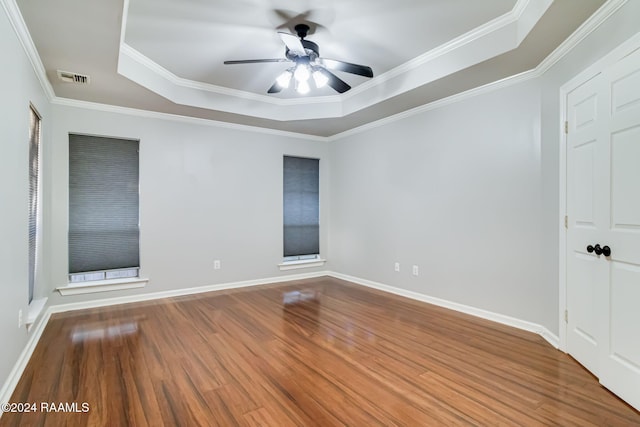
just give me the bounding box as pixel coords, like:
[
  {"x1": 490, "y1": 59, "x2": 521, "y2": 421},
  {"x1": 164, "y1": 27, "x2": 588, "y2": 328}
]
[{"x1": 224, "y1": 24, "x2": 373, "y2": 95}]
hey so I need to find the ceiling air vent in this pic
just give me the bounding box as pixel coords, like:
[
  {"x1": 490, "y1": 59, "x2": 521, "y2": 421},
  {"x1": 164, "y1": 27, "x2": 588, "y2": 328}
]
[{"x1": 57, "y1": 70, "x2": 90, "y2": 84}]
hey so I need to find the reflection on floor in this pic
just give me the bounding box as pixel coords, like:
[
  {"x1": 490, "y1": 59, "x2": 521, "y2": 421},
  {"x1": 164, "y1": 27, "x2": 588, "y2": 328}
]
[{"x1": 3, "y1": 276, "x2": 639, "y2": 425}]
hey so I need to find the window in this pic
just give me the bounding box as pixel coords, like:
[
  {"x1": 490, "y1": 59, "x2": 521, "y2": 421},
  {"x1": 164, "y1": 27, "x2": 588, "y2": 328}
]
[
  {"x1": 283, "y1": 156, "x2": 319, "y2": 261},
  {"x1": 28, "y1": 106, "x2": 41, "y2": 303},
  {"x1": 68, "y1": 134, "x2": 140, "y2": 283}
]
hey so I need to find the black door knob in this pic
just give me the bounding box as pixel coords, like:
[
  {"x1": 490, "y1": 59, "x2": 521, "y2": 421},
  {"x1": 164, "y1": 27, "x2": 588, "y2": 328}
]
[
  {"x1": 602, "y1": 245, "x2": 611, "y2": 257},
  {"x1": 594, "y1": 244, "x2": 603, "y2": 255},
  {"x1": 587, "y1": 245, "x2": 594, "y2": 253}
]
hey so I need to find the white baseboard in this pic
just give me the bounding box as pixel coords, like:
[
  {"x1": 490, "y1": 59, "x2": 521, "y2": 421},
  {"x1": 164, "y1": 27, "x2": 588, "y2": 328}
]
[
  {"x1": 1, "y1": 269, "x2": 561, "y2": 411},
  {"x1": 539, "y1": 327, "x2": 560, "y2": 349},
  {"x1": 50, "y1": 271, "x2": 330, "y2": 314},
  {"x1": 328, "y1": 272, "x2": 560, "y2": 349},
  {"x1": 0, "y1": 270, "x2": 328, "y2": 411},
  {"x1": 0, "y1": 308, "x2": 52, "y2": 407}
]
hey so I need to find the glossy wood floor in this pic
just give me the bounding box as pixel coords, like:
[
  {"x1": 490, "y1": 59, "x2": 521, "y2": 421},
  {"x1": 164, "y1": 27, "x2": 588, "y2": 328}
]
[{"x1": 3, "y1": 277, "x2": 639, "y2": 426}]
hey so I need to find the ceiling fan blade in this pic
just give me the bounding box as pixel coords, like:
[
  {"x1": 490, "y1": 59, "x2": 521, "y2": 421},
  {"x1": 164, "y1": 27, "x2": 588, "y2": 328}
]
[
  {"x1": 323, "y1": 69, "x2": 351, "y2": 93},
  {"x1": 224, "y1": 59, "x2": 290, "y2": 65},
  {"x1": 267, "y1": 81, "x2": 283, "y2": 94},
  {"x1": 278, "y1": 32, "x2": 306, "y2": 56},
  {"x1": 320, "y1": 58, "x2": 373, "y2": 78}
]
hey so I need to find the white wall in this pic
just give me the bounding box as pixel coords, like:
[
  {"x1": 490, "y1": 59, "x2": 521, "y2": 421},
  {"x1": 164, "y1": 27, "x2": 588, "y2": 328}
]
[
  {"x1": 46, "y1": 106, "x2": 330, "y2": 306},
  {"x1": 330, "y1": 81, "x2": 548, "y2": 326},
  {"x1": 0, "y1": 3, "x2": 50, "y2": 396},
  {"x1": 329, "y1": 1, "x2": 640, "y2": 335}
]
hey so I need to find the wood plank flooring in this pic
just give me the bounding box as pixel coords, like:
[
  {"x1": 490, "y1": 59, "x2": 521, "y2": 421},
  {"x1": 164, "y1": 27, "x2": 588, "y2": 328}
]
[{"x1": 2, "y1": 276, "x2": 639, "y2": 426}]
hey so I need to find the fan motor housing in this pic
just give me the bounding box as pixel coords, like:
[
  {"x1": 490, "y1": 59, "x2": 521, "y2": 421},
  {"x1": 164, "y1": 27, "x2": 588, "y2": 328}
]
[
  {"x1": 302, "y1": 40, "x2": 319, "y2": 56},
  {"x1": 285, "y1": 39, "x2": 319, "y2": 61}
]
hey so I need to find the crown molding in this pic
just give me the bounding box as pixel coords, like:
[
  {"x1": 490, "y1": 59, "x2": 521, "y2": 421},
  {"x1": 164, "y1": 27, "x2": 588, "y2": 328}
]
[
  {"x1": 119, "y1": 44, "x2": 341, "y2": 107},
  {"x1": 118, "y1": 0, "x2": 551, "y2": 121},
  {"x1": 117, "y1": 43, "x2": 345, "y2": 121},
  {"x1": 121, "y1": 44, "x2": 302, "y2": 106},
  {"x1": 5, "y1": 0, "x2": 630, "y2": 140},
  {"x1": 119, "y1": 0, "x2": 130, "y2": 46},
  {"x1": 536, "y1": 0, "x2": 628, "y2": 74},
  {"x1": 1, "y1": 0, "x2": 54, "y2": 100},
  {"x1": 327, "y1": 69, "x2": 538, "y2": 142},
  {"x1": 51, "y1": 67, "x2": 537, "y2": 144},
  {"x1": 50, "y1": 97, "x2": 327, "y2": 142},
  {"x1": 51, "y1": 0, "x2": 631, "y2": 146},
  {"x1": 344, "y1": 0, "x2": 545, "y2": 100},
  {"x1": 343, "y1": 6, "x2": 518, "y2": 99},
  {"x1": 328, "y1": 0, "x2": 630, "y2": 142}
]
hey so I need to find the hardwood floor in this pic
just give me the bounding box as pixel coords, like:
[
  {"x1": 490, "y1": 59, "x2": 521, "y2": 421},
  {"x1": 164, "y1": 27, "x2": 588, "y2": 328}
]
[{"x1": 2, "y1": 276, "x2": 639, "y2": 426}]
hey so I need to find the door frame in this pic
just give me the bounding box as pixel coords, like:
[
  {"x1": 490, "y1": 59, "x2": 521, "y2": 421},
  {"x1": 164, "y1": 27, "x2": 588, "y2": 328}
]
[{"x1": 558, "y1": 32, "x2": 640, "y2": 351}]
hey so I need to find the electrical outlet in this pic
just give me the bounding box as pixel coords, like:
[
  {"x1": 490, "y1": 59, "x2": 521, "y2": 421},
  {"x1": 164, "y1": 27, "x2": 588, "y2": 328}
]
[
  {"x1": 394, "y1": 262, "x2": 400, "y2": 272},
  {"x1": 412, "y1": 265, "x2": 419, "y2": 276},
  {"x1": 18, "y1": 309, "x2": 23, "y2": 328},
  {"x1": 214, "y1": 260, "x2": 221, "y2": 270}
]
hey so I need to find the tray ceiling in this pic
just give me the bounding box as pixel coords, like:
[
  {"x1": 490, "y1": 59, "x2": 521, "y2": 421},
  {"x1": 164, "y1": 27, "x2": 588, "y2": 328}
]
[{"x1": 15, "y1": 0, "x2": 606, "y2": 136}]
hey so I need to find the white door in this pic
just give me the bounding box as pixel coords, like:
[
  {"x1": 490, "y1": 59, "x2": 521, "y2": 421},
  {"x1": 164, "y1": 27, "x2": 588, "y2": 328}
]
[
  {"x1": 566, "y1": 47, "x2": 640, "y2": 410},
  {"x1": 566, "y1": 73, "x2": 605, "y2": 377}
]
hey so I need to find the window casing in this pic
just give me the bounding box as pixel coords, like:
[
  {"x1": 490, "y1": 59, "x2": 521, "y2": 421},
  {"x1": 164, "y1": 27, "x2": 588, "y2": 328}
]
[{"x1": 68, "y1": 134, "x2": 140, "y2": 283}]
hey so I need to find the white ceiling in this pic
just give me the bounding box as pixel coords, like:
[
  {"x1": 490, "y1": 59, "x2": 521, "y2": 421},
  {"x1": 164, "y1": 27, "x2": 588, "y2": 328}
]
[
  {"x1": 15, "y1": 0, "x2": 606, "y2": 136},
  {"x1": 124, "y1": 0, "x2": 515, "y2": 94}
]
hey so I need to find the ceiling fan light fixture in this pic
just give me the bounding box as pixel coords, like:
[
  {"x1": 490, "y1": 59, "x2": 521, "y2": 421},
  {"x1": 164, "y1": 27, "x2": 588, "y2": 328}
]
[
  {"x1": 276, "y1": 70, "x2": 293, "y2": 88},
  {"x1": 293, "y1": 64, "x2": 310, "y2": 82},
  {"x1": 223, "y1": 26, "x2": 373, "y2": 95},
  {"x1": 312, "y1": 69, "x2": 329, "y2": 88},
  {"x1": 296, "y1": 80, "x2": 311, "y2": 95}
]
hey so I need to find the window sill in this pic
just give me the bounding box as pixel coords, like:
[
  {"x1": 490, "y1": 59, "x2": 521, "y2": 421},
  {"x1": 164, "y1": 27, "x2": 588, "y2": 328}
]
[
  {"x1": 57, "y1": 277, "x2": 148, "y2": 296},
  {"x1": 278, "y1": 258, "x2": 326, "y2": 271},
  {"x1": 27, "y1": 297, "x2": 48, "y2": 326}
]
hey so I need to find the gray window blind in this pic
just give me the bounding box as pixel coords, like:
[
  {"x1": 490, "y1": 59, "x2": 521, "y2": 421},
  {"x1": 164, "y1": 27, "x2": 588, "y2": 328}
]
[
  {"x1": 283, "y1": 156, "x2": 319, "y2": 257},
  {"x1": 69, "y1": 134, "x2": 139, "y2": 274},
  {"x1": 28, "y1": 107, "x2": 41, "y2": 303}
]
